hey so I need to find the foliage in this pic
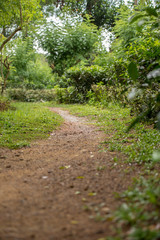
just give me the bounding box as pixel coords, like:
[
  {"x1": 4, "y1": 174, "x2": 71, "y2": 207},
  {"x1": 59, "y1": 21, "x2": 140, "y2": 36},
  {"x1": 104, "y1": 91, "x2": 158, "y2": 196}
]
[
  {"x1": 66, "y1": 65, "x2": 108, "y2": 96},
  {"x1": 40, "y1": 0, "x2": 124, "y2": 29},
  {"x1": 0, "y1": 102, "x2": 63, "y2": 149},
  {"x1": 6, "y1": 86, "x2": 84, "y2": 104},
  {"x1": 0, "y1": 95, "x2": 10, "y2": 111},
  {"x1": 0, "y1": 0, "x2": 43, "y2": 53},
  {"x1": 54, "y1": 86, "x2": 84, "y2": 103},
  {"x1": 57, "y1": 104, "x2": 160, "y2": 166},
  {"x1": 38, "y1": 16, "x2": 101, "y2": 75},
  {"x1": 113, "y1": 176, "x2": 160, "y2": 240},
  {"x1": 0, "y1": 0, "x2": 42, "y2": 28},
  {"x1": 126, "y1": 5, "x2": 160, "y2": 128},
  {"x1": 8, "y1": 39, "x2": 55, "y2": 89},
  {"x1": 88, "y1": 83, "x2": 129, "y2": 107},
  {"x1": 98, "y1": 4, "x2": 160, "y2": 126},
  {"x1": 6, "y1": 88, "x2": 56, "y2": 102},
  {"x1": 0, "y1": 0, "x2": 44, "y2": 94}
]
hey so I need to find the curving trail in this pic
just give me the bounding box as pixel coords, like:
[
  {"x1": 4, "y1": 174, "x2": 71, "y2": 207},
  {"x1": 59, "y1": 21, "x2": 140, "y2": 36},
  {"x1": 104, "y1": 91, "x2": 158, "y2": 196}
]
[{"x1": 0, "y1": 108, "x2": 133, "y2": 240}]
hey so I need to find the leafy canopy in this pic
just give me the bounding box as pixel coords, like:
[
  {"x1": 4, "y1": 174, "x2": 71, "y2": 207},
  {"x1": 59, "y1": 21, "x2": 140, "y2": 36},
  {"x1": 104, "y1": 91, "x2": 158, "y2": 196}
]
[
  {"x1": 39, "y1": 15, "x2": 101, "y2": 74},
  {"x1": 0, "y1": 0, "x2": 42, "y2": 27}
]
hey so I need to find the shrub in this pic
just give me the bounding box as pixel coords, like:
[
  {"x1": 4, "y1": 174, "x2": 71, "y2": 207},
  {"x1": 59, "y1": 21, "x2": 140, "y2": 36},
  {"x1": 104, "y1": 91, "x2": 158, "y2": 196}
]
[
  {"x1": 128, "y1": 86, "x2": 160, "y2": 122},
  {"x1": 87, "y1": 83, "x2": 130, "y2": 107},
  {"x1": 66, "y1": 65, "x2": 108, "y2": 97},
  {"x1": 54, "y1": 86, "x2": 84, "y2": 104},
  {"x1": 6, "y1": 88, "x2": 56, "y2": 102}
]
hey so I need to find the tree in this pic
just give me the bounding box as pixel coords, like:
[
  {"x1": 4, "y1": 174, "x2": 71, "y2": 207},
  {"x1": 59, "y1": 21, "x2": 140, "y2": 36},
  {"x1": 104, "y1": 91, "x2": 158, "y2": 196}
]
[
  {"x1": 8, "y1": 38, "x2": 55, "y2": 89},
  {"x1": 40, "y1": 0, "x2": 124, "y2": 29},
  {"x1": 39, "y1": 16, "x2": 101, "y2": 75},
  {"x1": 0, "y1": 0, "x2": 43, "y2": 94}
]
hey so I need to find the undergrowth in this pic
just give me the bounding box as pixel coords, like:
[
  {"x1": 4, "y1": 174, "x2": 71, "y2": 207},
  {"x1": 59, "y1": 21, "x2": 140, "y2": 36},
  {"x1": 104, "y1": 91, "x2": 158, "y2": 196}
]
[
  {"x1": 108, "y1": 176, "x2": 160, "y2": 240},
  {"x1": 0, "y1": 102, "x2": 63, "y2": 149}
]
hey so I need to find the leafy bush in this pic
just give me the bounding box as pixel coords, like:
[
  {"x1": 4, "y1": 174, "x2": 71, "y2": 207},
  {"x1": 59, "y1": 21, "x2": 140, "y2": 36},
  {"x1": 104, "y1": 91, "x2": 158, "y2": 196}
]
[
  {"x1": 88, "y1": 83, "x2": 130, "y2": 107},
  {"x1": 54, "y1": 86, "x2": 84, "y2": 103},
  {"x1": 109, "y1": 5, "x2": 160, "y2": 126},
  {"x1": 66, "y1": 65, "x2": 108, "y2": 97},
  {"x1": 39, "y1": 15, "x2": 101, "y2": 75},
  {"x1": 6, "y1": 88, "x2": 56, "y2": 102}
]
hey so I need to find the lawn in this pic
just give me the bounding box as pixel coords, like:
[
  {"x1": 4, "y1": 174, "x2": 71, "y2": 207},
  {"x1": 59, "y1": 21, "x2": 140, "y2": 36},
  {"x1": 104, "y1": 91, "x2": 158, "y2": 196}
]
[{"x1": 0, "y1": 102, "x2": 63, "y2": 149}]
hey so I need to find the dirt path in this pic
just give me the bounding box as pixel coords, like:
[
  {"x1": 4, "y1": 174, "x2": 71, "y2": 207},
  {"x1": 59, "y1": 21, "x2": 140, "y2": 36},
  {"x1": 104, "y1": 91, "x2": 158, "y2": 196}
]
[{"x1": 0, "y1": 108, "x2": 134, "y2": 240}]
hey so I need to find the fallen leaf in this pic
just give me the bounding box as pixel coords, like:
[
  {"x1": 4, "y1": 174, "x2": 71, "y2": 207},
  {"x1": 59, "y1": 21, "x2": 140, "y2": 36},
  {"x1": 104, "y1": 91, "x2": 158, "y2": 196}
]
[
  {"x1": 59, "y1": 165, "x2": 71, "y2": 170},
  {"x1": 76, "y1": 176, "x2": 84, "y2": 179},
  {"x1": 71, "y1": 221, "x2": 78, "y2": 225},
  {"x1": 101, "y1": 207, "x2": 110, "y2": 213},
  {"x1": 88, "y1": 192, "x2": 97, "y2": 196},
  {"x1": 75, "y1": 191, "x2": 81, "y2": 195},
  {"x1": 82, "y1": 198, "x2": 87, "y2": 201}
]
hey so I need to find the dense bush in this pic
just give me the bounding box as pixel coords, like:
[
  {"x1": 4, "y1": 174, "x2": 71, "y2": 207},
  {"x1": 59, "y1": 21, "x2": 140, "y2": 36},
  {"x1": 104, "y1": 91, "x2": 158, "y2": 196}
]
[
  {"x1": 6, "y1": 88, "x2": 56, "y2": 102},
  {"x1": 88, "y1": 83, "x2": 129, "y2": 107},
  {"x1": 66, "y1": 65, "x2": 108, "y2": 96},
  {"x1": 54, "y1": 86, "x2": 84, "y2": 103},
  {"x1": 85, "y1": 5, "x2": 160, "y2": 124},
  {"x1": 110, "y1": 5, "x2": 160, "y2": 124},
  {"x1": 6, "y1": 87, "x2": 84, "y2": 103}
]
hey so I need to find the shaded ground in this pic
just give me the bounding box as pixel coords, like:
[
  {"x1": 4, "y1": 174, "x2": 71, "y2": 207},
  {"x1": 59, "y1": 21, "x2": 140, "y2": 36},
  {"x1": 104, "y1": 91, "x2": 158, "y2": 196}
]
[{"x1": 0, "y1": 108, "x2": 138, "y2": 240}]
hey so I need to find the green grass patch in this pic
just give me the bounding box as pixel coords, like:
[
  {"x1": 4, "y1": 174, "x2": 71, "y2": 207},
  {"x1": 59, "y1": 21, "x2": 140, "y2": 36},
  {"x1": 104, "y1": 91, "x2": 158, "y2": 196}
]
[
  {"x1": 107, "y1": 175, "x2": 160, "y2": 240},
  {"x1": 0, "y1": 102, "x2": 63, "y2": 149},
  {"x1": 56, "y1": 103, "x2": 160, "y2": 166}
]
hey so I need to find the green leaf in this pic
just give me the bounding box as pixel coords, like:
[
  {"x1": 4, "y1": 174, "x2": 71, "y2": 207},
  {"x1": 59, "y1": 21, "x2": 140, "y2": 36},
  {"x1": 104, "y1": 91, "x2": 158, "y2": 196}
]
[
  {"x1": 145, "y1": 7, "x2": 158, "y2": 17},
  {"x1": 152, "y1": 151, "x2": 160, "y2": 162},
  {"x1": 88, "y1": 192, "x2": 97, "y2": 196},
  {"x1": 128, "y1": 14, "x2": 144, "y2": 24},
  {"x1": 76, "y1": 176, "x2": 84, "y2": 179},
  {"x1": 128, "y1": 62, "x2": 139, "y2": 81}
]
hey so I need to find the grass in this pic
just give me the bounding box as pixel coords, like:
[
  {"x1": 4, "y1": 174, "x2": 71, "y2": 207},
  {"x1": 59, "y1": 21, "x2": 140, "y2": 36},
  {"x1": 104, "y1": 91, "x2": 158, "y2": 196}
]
[
  {"x1": 0, "y1": 102, "x2": 63, "y2": 149},
  {"x1": 57, "y1": 103, "x2": 160, "y2": 166},
  {"x1": 112, "y1": 176, "x2": 160, "y2": 240}
]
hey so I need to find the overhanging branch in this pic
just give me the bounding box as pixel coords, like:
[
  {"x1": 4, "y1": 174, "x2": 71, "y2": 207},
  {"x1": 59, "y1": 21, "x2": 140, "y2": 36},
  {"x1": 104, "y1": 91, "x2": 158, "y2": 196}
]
[{"x1": 0, "y1": 26, "x2": 22, "y2": 52}]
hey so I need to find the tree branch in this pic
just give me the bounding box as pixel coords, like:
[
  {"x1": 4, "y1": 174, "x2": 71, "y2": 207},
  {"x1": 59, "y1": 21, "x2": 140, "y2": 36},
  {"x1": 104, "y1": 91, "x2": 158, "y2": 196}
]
[
  {"x1": 0, "y1": 26, "x2": 22, "y2": 52},
  {"x1": 0, "y1": 0, "x2": 23, "y2": 52}
]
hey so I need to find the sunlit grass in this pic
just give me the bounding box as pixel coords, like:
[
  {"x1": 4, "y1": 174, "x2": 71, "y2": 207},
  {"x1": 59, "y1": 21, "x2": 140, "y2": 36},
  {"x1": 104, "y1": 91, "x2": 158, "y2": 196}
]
[
  {"x1": 57, "y1": 103, "x2": 160, "y2": 165},
  {"x1": 0, "y1": 102, "x2": 63, "y2": 149}
]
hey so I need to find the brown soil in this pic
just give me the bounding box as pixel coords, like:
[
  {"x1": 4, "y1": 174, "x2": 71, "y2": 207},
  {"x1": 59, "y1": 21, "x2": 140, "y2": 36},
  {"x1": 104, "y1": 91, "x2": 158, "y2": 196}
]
[{"x1": 0, "y1": 108, "x2": 138, "y2": 240}]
